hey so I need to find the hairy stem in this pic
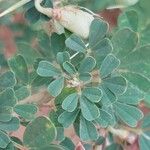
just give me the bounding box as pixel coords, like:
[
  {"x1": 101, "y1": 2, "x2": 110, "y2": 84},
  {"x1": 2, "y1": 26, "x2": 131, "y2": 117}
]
[{"x1": 0, "y1": 0, "x2": 31, "y2": 17}]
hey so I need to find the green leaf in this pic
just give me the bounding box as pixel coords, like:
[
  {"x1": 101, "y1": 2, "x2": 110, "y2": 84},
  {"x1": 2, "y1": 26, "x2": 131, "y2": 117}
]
[
  {"x1": 139, "y1": 114, "x2": 150, "y2": 150},
  {"x1": 112, "y1": 28, "x2": 138, "y2": 58},
  {"x1": 55, "y1": 127, "x2": 65, "y2": 142},
  {"x1": 0, "y1": 117, "x2": 19, "y2": 131},
  {"x1": 14, "y1": 104, "x2": 38, "y2": 120},
  {"x1": 95, "y1": 109, "x2": 112, "y2": 128},
  {"x1": 103, "y1": 76, "x2": 127, "y2": 95},
  {"x1": 118, "y1": 45, "x2": 150, "y2": 95},
  {"x1": 118, "y1": 83, "x2": 144, "y2": 105},
  {"x1": 118, "y1": 10, "x2": 138, "y2": 32},
  {"x1": 0, "y1": 107, "x2": 13, "y2": 122},
  {"x1": 57, "y1": 52, "x2": 70, "y2": 65},
  {"x1": 80, "y1": 96, "x2": 100, "y2": 121},
  {"x1": 79, "y1": 73, "x2": 91, "y2": 82},
  {"x1": 15, "y1": 86, "x2": 30, "y2": 101},
  {"x1": 100, "y1": 54, "x2": 120, "y2": 78},
  {"x1": 89, "y1": 19, "x2": 108, "y2": 48},
  {"x1": 23, "y1": 116, "x2": 56, "y2": 149},
  {"x1": 48, "y1": 77, "x2": 64, "y2": 97},
  {"x1": 0, "y1": 71, "x2": 16, "y2": 89},
  {"x1": 63, "y1": 61, "x2": 76, "y2": 75},
  {"x1": 62, "y1": 93, "x2": 78, "y2": 112},
  {"x1": 60, "y1": 137, "x2": 75, "y2": 150},
  {"x1": 58, "y1": 109, "x2": 79, "y2": 128},
  {"x1": 49, "y1": 109, "x2": 63, "y2": 127},
  {"x1": 79, "y1": 56, "x2": 96, "y2": 73},
  {"x1": 0, "y1": 131, "x2": 10, "y2": 148},
  {"x1": 8, "y1": 55, "x2": 29, "y2": 84},
  {"x1": 82, "y1": 87, "x2": 102, "y2": 103},
  {"x1": 50, "y1": 33, "x2": 66, "y2": 56},
  {"x1": 100, "y1": 85, "x2": 117, "y2": 107},
  {"x1": 93, "y1": 38, "x2": 113, "y2": 67},
  {"x1": 37, "y1": 61, "x2": 61, "y2": 77},
  {"x1": 65, "y1": 34, "x2": 86, "y2": 53},
  {"x1": 17, "y1": 42, "x2": 40, "y2": 65},
  {"x1": 113, "y1": 102, "x2": 143, "y2": 127},
  {"x1": 25, "y1": 7, "x2": 40, "y2": 24},
  {"x1": 80, "y1": 116, "x2": 98, "y2": 141},
  {"x1": 55, "y1": 88, "x2": 76, "y2": 106},
  {"x1": 0, "y1": 88, "x2": 16, "y2": 107}
]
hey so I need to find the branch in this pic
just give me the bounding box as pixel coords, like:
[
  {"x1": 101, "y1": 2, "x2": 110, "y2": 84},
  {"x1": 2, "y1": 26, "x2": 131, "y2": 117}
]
[{"x1": 0, "y1": 0, "x2": 31, "y2": 18}]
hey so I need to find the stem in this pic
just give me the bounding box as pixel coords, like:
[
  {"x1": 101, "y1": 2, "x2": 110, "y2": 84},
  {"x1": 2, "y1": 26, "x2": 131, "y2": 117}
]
[
  {"x1": 0, "y1": 0, "x2": 31, "y2": 18},
  {"x1": 12, "y1": 141, "x2": 28, "y2": 150},
  {"x1": 34, "y1": 0, "x2": 53, "y2": 17}
]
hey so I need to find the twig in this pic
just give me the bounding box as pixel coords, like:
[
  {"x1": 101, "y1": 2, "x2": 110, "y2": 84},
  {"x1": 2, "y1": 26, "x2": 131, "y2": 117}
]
[{"x1": 0, "y1": 0, "x2": 31, "y2": 18}]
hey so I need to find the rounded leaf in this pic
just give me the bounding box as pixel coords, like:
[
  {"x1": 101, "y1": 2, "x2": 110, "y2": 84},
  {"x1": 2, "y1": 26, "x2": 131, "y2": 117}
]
[
  {"x1": 65, "y1": 34, "x2": 86, "y2": 53},
  {"x1": 23, "y1": 116, "x2": 56, "y2": 148},
  {"x1": 48, "y1": 77, "x2": 64, "y2": 97},
  {"x1": 79, "y1": 56, "x2": 96, "y2": 73},
  {"x1": 37, "y1": 61, "x2": 61, "y2": 77},
  {"x1": 82, "y1": 87, "x2": 102, "y2": 103},
  {"x1": 62, "y1": 93, "x2": 78, "y2": 112}
]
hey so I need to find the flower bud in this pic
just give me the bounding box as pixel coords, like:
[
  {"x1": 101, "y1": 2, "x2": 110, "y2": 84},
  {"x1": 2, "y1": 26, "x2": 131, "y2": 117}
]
[{"x1": 56, "y1": 6, "x2": 94, "y2": 39}]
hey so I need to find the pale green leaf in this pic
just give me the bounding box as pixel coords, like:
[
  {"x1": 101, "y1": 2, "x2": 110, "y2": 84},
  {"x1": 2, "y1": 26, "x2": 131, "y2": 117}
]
[
  {"x1": 62, "y1": 93, "x2": 78, "y2": 112},
  {"x1": 48, "y1": 77, "x2": 64, "y2": 97}
]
